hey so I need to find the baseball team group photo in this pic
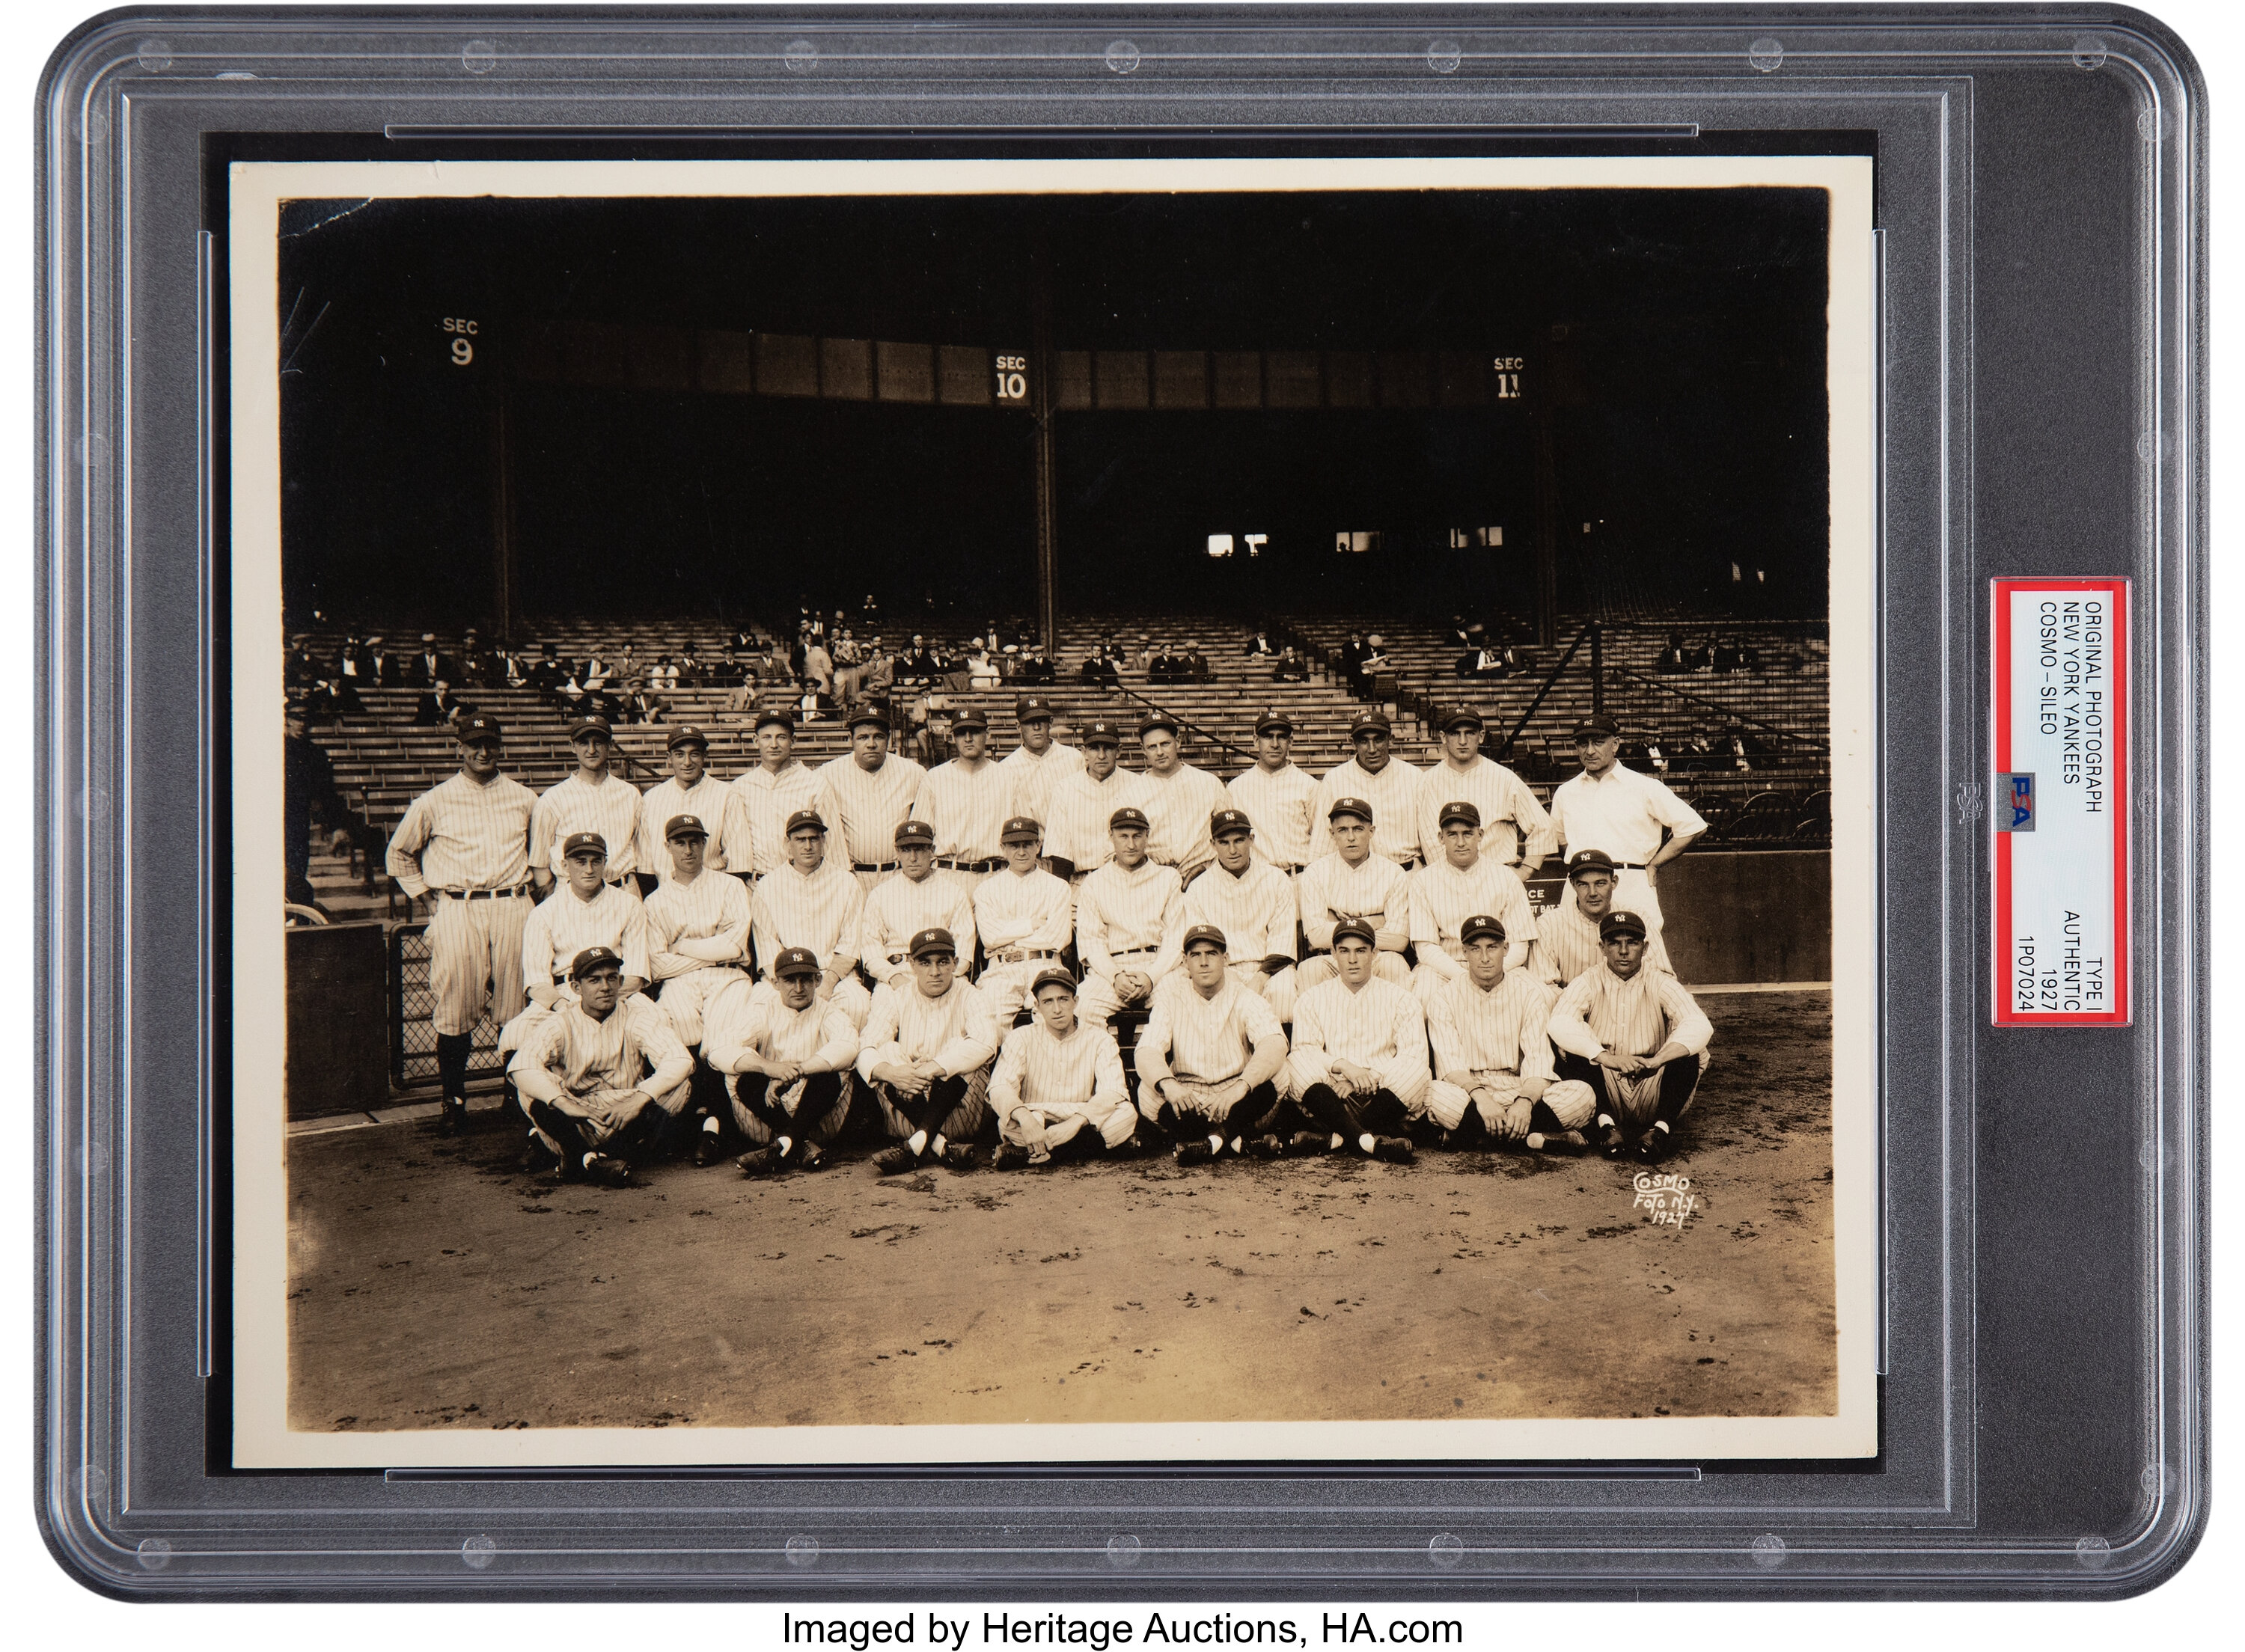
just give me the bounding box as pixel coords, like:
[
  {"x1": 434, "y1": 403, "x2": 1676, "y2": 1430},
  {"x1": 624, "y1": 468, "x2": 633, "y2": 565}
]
[{"x1": 242, "y1": 156, "x2": 1874, "y2": 1463}]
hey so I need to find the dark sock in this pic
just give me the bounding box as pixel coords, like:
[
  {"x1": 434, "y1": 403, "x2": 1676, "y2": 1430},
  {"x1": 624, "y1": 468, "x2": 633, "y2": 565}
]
[{"x1": 435, "y1": 1032, "x2": 472, "y2": 1097}]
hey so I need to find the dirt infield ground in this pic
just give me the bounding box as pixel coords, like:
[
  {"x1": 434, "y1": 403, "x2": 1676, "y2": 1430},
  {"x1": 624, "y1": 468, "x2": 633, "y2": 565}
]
[{"x1": 284, "y1": 991, "x2": 1834, "y2": 1436}]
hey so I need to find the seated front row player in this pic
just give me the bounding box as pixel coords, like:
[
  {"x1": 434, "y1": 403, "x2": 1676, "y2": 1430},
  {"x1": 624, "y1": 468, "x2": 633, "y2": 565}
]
[
  {"x1": 1285, "y1": 917, "x2": 1424, "y2": 1164},
  {"x1": 858, "y1": 926, "x2": 1000, "y2": 1175},
  {"x1": 1422, "y1": 914, "x2": 1598, "y2": 1154},
  {"x1": 510, "y1": 946, "x2": 694, "y2": 1188},
  {"x1": 699, "y1": 945, "x2": 860, "y2": 1175},
  {"x1": 1136, "y1": 923, "x2": 1292, "y2": 1166},
  {"x1": 1547, "y1": 909, "x2": 1714, "y2": 1165},
  {"x1": 989, "y1": 967, "x2": 1138, "y2": 1168}
]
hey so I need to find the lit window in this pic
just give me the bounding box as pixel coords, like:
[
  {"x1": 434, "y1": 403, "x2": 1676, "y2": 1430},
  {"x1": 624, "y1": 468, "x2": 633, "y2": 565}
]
[
  {"x1": 1243, "y1": 533, "x2": 1268, "y2": 557},
  {"x1": 1206, "y1": 534, "x2": 1235, "y2": 558}
]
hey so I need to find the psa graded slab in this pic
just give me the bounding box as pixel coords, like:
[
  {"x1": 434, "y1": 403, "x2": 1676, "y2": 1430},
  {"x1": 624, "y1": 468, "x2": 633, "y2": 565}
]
[{"x1": 35, "y1": 5, "x2": 2205, "y2": 1600}]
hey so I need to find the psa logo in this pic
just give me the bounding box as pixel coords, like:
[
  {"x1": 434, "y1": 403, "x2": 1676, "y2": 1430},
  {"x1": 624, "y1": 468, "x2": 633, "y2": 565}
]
[{"x1": 1997, "y1": 772, "x2": 2035, "y2": 833}]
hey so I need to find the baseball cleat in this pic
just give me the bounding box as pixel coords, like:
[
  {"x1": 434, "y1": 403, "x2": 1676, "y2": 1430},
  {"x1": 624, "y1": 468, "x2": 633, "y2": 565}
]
[
  {"x1": 1527, "y1": 1128, "x2": 1589, "y2": 1155},
  {"x1": 1371, "y1": 1135, "x2": 1416, "y2": 1165},
  {"x1": 1287, "y1": 1131, "x2": 1333, "y2": 1157},
  {"x1": 1245, "y1": 1134, "x2": 1286, "y2": 1160},
  {"x1": 873, "y1": 1145, "x2": 918, "y2": 1177},
  {"x1": 519, "y1": 1134, "x2": 561, "y2": 1175},
  {"x1": 991, "y1": 1142, "x2": 1032, "y2": 1170},
  {"x1": 692, "y1": 1130, "x2": 730, "y2": 1168},
  {"x1": 437, "y1": 1096, "x2": 469, "y2": 1136},
  {"x1": 736, "y1": 1145, "x2": 784, "y2": 1177},
  {"x1": 1173, "y1": 1139, "x2": 1216, "y2": 1167},
  {"x1": 938, "y1": 1142, "x2": 980, "y2": 1171},
  {"x1": 1633, "y1": 1128, "x2": 1674, "y2": 1165},
  {"x1": 1597, "y1": 1122, "x2": 1631, "y2": 1160},
  {"x1": 795, "y1": 1143, "x2": 828, "y2": 1172},
  {"x1": 581, "y1": 1154, "x2": 632, "y2": 1188}
]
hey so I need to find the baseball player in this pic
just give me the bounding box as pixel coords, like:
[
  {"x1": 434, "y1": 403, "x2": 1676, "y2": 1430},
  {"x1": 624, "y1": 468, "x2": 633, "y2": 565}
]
[
  {"x1": 1546, "y1": 711, "x2": 1708, "y2": 946},
  {"x1": 998, "y1": 694, "x2": 1084, "y2": 830},
  {"x1": 1413, "y1": 706, "x2": 1555, "y2": 872},
  {"x1": 1423, "y1": 914, "x2": 1596, "y2": 1152},
  {"x1": 815, "y1": 704, "x2": 927, "y2": 892},
  {"x1": 857, "y1": 926, "x2": 1001, "y2": 1175},
  {"x1": 1295, "y1": 797, "x2": 1412, "y2": 990},
  {"x1": 1042, "y1": 719, "x2": 1152, "y2": 884},
  {"x1": 509, "y1": 945, "x2": 695, "y2": 1188},
  {"x1": 988, "y1": 968, "x2": 1137, "y2": 1167},
  {"x1": 1536, "y1": 847, "x2": 1673, "y2": 984},
  {"x1": 382, "y1": 713, "x2": 537, "y2": 1134},
  {"x1": 641, "y1": 811, "x2": 752, "y2": 1054},
  {"x1": 1315, "y1": 708, "x2": 1426, "y2": 870},
  {"x1": 972, "y1": 816, "x2": 1075, "y2": 1022},
  {"x1": 909, "y1": 705, "x2": 1018, "y2": 893},
  {"x1": 700, "y1": 946, "x2": 861, "y2": 1176},
  {"x1": 1226, "y1": 710, "x2": 1321, "y2": 875},
  {"x1": 498, "y1": 830, "x2": 653, "y2": 1061},
  {"x1": 1135, "y1": 711, "x2": 1230, "y2": 884},
  {"x1": 1074, "y1": 806, "x2": 1187, "y2": 1032},
  {"x1": 857, "y1": 819, "x2": 978, "y2": 996},
  {"x1": 1177, "y1": 808, "x2": 1301, "y2": 1021},
  {"x1": 733, "y1": 705, "x2": 824, "y2": 879},
  {"x1": 750, "y1": 808, "x2": 872, "y2": 1030},
  {"x1": 1284, "y1": 917, "x2": 1426, "y2": 1163},
  {"x1": 1406, "y1": 801, "x2": 1538, "y2": 1003},
  {"x1": 528, "y1": 714, "x2": 644, "y2": 897},
  {"x1": 1547, "y1": 909, "x2": 1714, "y2": 1164},
  {"x1": 1135, "y1": 924, "x2": 1292, "y2": 1164},
  {"x1": 636, "y1": 724, "x2": 751, "y2": 890}
]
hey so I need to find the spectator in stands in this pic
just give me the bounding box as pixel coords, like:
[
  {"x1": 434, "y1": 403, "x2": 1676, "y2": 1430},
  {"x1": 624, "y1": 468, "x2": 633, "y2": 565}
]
[
  {"x1": 528, "y1": 643, "x2": 566, "y2": 699},
  {"x1": 304, "y1": 676, "x2": 364, "y2": 723},
  {"x1": 1711, "y1": 637, "x2": 1742, "y2": 676},
  {"x1": 1246, "y1": 629, "x2": 1276, "y2": 659},
  {"x1": 1182, "y1": 642, "x2": 1212, "y2": 682},
  {"x1": 798, "y1": 679, "x2": 838, "y2": 723},
  {"x1": 1737, "y1": 638, "x2": 1763, "y2": 673},
  {"x1": 1723, "y1": 725, "x2": 1752, "y2": 771},
  {"x1": 1081, "y1": 643, "x2": 1121, "y2": 687},
  {"x1": 967, "y1": 640, "x2": 1001, "y2": 691},
  {"x1": 581, "y1": 653, "x2": 612, "y2": 693},
  {"x1": 403, "y1": 632, "x2": 454, "y2": 688},
  {"x1": 674, "y1": 649, "x2": 702, "y2": 688},
  {"x1": 286, "y1": 634, "x2": 322, "y2": 690},
  {"x1": 413, "y1": 677, "x2": 474, "y2": 729},
  {"x1": 1448, "y1": 614, "x2": 1473, "y2": 649},
  {"x1": 336, "y1": 632, "x2": 372, "y2": 687},
  {"x1": 363, "y1": 635, "x2": 397, "y2": 686},
  {"x1": 1360, "y1": 634, "x2": 1393, "y2": 681},
  {"x1": 1685, "y1": 637, "x2": 1714, "y2": 673},
  {"x1": 1019, "y1": 644, "x2": 1056, "y2": 686},
  {"x1": 1340, "y1": 630, "x2": 1369, "y2": 689},
  {"x1": 1657, "y1": 631, "x2": 1691, "y2": 675},
  {"x1": 457, "y1": 629, "x2": 493, "y2": 688},
  {"x1": 799, "y1": 633, "x2": 832, "y2": 699},
  {"x1": 1271, "y1": 646, "x2": 1310, "y2": 685}
]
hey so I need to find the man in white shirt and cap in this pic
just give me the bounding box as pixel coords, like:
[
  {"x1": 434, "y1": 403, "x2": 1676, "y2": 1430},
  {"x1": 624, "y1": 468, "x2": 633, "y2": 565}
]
[
  {"x1": 1407, "y1": 800, "x2": 1539, "y2": 1005},
  {"x1": 498, "y1": 830, "x2": 651, "y2": 1059},
  {"x1": 733, "y1": 704, "x2": 824, "y2": 880},
  {"x1": 1546, "y1": 711, "x2": 1707, "y2": 948},
  {"x1": 1423, "y1": 914, "x2": 1596, "y2": 1153},
  {"x1": 857, "y1": 926, "x2": 1001, "y2": 1175},
  {"x1": 973, "y1": 815, "x2": 1075, "y2": 1024},
  {"x1": 815, "y1": 704, "x2": 926, "y2": 893},
  {"x1": 910, "y1": 704, "x2": 1018, "y2": 894},
  {"x1": 1547, "y1": 909, "x2": 1714, "y2": 1165},
  {"x1": 1074, "y1": 805, "x2": 1187, "y2": 1032},
  {"x1": 510, "y1": 946, "x2": 694, "y2": 1188},
  {"x1": 1178, "y1": 807, "x2": 1301, "y2": 1021},
  {"x1": 1284, "y1": 917, "x2": 1426, "y2": 1164},
  {"x1": 1043, "y1": 718, "x2": 1151, "y2": 887},
  {"x1": 988, "y1": 967, "x2": 1136, "y2": 1168},
  {"x1": 1537, "y1": 848, "x2": 1674, "y2": 985},
  {"x1": 636, "y1": 724, "x2": 751, "y2": 891},
  {"x1": 529, "y1": 715, "x2": 645, "y2": 899},
  {"x1": 1135, "y1": 709, "x2": 1230, "y2": 885},
  {"x1": 1295, "y1": 797, "x2": 1412, "y2": 990},
  {"x1": 700, "y1": 946, "x2": 861, "y2": 1176},
  {"x1": 750, "y1": 808, "x2": 873, "y2": 1030},
  {"x1": 1315, "y1": 707, "x2": 1425, "y2": 870},
  {"x1": 1413, "y1": 705, "x2": 1555, "y2": 872},
  {"x1": 1226, "y1": 709, "x2": 1320, "y2": 875},
  {"x1": 998, "y1": 694, "x2": 1084, "y2": 833},
  {"x1": 858, "y1": 819, "x2": 977, "y2": 996},
  {"x1": 1136, "y1": 925, "x2": 1292, "y2": 1166}
]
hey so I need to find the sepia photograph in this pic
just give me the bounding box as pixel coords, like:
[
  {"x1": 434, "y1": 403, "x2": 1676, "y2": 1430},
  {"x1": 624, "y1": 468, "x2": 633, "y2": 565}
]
[{"x1": 233, "y1": 154, "x2": 1876, "y2": 1466}]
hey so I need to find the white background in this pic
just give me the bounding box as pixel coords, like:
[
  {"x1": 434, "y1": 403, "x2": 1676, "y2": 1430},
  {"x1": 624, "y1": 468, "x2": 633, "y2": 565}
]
[{"x1": 0, "y1": 0, "x2": 2232, "y2": 1642}]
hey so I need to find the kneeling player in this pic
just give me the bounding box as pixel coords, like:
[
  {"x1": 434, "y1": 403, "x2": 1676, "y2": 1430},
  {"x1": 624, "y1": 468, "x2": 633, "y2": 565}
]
[
  {"x1": 1136, "y1": 924, "x2": 1292, "y2": 1164},
  {"x1": 1546, "y1": 910, "x2": 1714, "y2": 1164},
  {"x1": 508, "y1": 946, "x2": 694, "y2": 1187},
  {"x1": 856, "y1": 927, "x2": 1000, "y2": 1175},
  {"x1": 700, "y1": 946, "x2": 860, "y2": 1175},
  {"x1": 1422, "y1": 915, "x2": 1597, "y2": 1152},
  {"x1": 989, "y1": 969, "x2": 1137, "y2": 1167},
  {"x1": 1284, "y1": 918, "x2": 1426, "y2": 1163}
]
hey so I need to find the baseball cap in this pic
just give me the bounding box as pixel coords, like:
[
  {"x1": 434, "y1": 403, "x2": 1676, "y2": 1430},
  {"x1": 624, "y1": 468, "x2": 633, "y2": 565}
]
[
  {"x1": 1180, "y1": 923, "x2": 1228, "y2": 953},
  {"x1": 908, "y1": 926, "x2": 957, "y2": 959},
  {"x1": 561, "y1": 831, "x2": 608, "y2": 860},
  {"x1": 1030, "y1": 965, "x2": 1078, "y2": 997},
  {"x1": 1081, "y1": 720, "x2": 1123, "y2": 747},
  {"x1": 665, "y1": 723, "x2": 709, "y2": 750},
  {"x1": 456, "y1": 714, "x2": 503, "y2": 744},
  {"x1": 420, "y1": 632, "x2": 436, "y2": 644},
  {"x1": 784, "y1": 808, "x2": 827, "y2": 836},
  {"x1": 1209, "y1": 807, "x2": 1253, "y2": 839},
  {"x1": 1599, "y1": 910, "x2": 1649, "y2": 940},
  {"x1": 568, "y1": 945, "x2": 623, "y2": 980},
  {"x1": 1255, "y1": 709, "x2": 1294, "y2": 735},
  {"x1": 846, "y1": 704, "x2": 889, "y2": 732},
  {"x1": 1460, "y1": 914, "x2": 1508, "y2": 946},
  {"x1": 894, "y1": 819, "x2": 935, "y2": 848},
  {"x1": 1438, "y1": 800, "x2": 1483, "y2": 830},
  {"x1": 1016, "y1": 694, "x2": 1056, "y2": 721},
  {"x1": 664, "y1": 814, "x2": 708, "y2": 842},
  {"x1": 753, "y1": 705, "x2": 797, "y2": 731},
  {"x1": 1330, "y1": 916, "x2": 1377, "y2": 948},
  {"x1": 1438, "y1": 706, "x2": 1485, "y2": 732},
  {"x1": 1574, "y1": 711, "x2": 1621, "y2": 740},
  {"x1": 1000, "y1": 816, "x2": 1043, "y2": 843},
  {"x1": 1108, "y1": 805, "x2": 1151, "y2": 833},
  {"x1": 1327, "y1": 795, "x2": 1374, "y2": 823},
  {"x1": 568, "y1": 714, "x2": 613, "y2": 740},
  {"x1": 1566, "y1": 848, "x2": 1619, "y2": 882},
  {"x1": 1348, "y1": 708, "x2": 1392, "y2": 736},
  {"x1": 771, "y1": 946, "x2": 822, "y2": 979},
  {"x1": 951, "y1": 706, "x2": 989, "y2": 732},
  {"x1": 1137, "y1": 709, "x2": 1181, "y2": 738}
]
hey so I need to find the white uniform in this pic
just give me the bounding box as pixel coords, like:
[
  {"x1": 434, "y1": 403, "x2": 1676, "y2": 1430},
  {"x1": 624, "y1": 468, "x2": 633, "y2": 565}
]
[
  {"x1": 1548, "y1": 962, "x2": 1714, "y2": 1129},
  {"x1": 701, "y1": 976, "x2": 860, "y2": 1143},
  {"x1": 1074, "y1": 857, "x2": 1187, "y2": 1030},
  {"x1": 1134, "y1": 976, "x2": 1289, "y2": 1123},
  {"x1": 1294, "y1": 851, "x2": 1412, "y2": 989},
  {"x1": 1314, "y1": 756, "x2": 1426, "y2": 869},
  {"x1": 1284, "y1": 974, "x2": 1430, "y2": 1110},
  {"x1": 857, "y1": 871, "x2": 977, "y2": 994},
  {"x1": 1536, "y1": 897, "x2": 1674, "y2": 985},
  {"x1": 1405, "y1": 856, "x2": 1538, "y2": 1001},
  {"x1": 1045, "y1": 765, "x2": 1154, "y2": 879},
  {"x1": 998, "y1": 739, "x2": 1085, "y2": 832},
  {"x1": 1414, "y1": 756, "x2": 1556, "y2": 869},
  {"x1": 989, "y1": 1021, "x2": 1136, "y2": 1151},
  {"x1": 1138, "y1": 762, "x2": 1230, "y2": 882},
  {"x1": 642, "y1": 869, "x2": 754, "y2": 1046},
  {"x1": 1546, "y1": 764, "x2": 1708, "y2": 940},
  {"x1": 910, "y1": 758, "x2": 1019, "y2": 892},
  {"x1": 1422, "y1": 970, "x2": 1593, "y2": 1133},
  {"x1": 509, "y1": 996, "x2": 694, "y2": 1150},
  {"x1": 637, "y1": 776, "x2": 753, "y2": 884},
  {"x1": 384, "y1": 771, "x2": 537, "y2": 1038},
  {"x1": 1177, "y1": 857, "x2": 1301, "y2": 1021},
  {"x1": 815, "y1": 752, "x2": 928, "y2": 889},
  {"x1": 530, "y1": 771, "x2": 647, "y2": 888},
  {"x1": 855, "y1": 978, "x2": 1001, "y2": 1140},
  {"x1": 1227, "y1": 761, "x2": 1321, "y2": 872},
  {"x1": 971, "y1": 866, "x2": 1075, "y2": 1021},
  {"x1": 733, "y1": 759, "x2": 824, "y2": 878},
  {"x1": 750, "y1": 857, "x2": 872, "y2": 1027},
  {"x1": 498, "y1": 882, "x2": 652, "y2": 1053}
]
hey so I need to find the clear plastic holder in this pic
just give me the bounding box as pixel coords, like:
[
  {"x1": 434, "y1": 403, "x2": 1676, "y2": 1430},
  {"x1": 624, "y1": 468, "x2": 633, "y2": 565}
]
[{"x1": 34, "y1": 6, "x2": 2205, "y2": 1597}]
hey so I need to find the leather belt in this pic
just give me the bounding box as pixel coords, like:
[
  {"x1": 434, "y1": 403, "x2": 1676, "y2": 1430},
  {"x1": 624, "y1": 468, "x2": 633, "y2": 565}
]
[
  {"x1": 1111, "y1": 944, "x2": 1161, "y2": 957},
  {"x1": 937, "y1": 856, "x2": 1004, "y2": 873},
  {"x1": 604, "y1": 875, "x2": 632, "y2": 889},
  {"x1": 441, "y1": 884, "x2": 531, "y2": 901},
  {"x1": 989, "y1": 946, "x2": 1063, "y2": 964},
  {"x1": 853, "y1": 860, "x2": 900, "y2": 874}
]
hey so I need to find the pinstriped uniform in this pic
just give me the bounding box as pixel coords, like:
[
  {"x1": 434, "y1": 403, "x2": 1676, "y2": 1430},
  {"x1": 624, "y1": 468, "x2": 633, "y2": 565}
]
[
  {"x1": 1044, "y1": 765, "x2": 1153, "y2": 876},
  {"x1": 971, "y1": 866, "x2": 1075, "y2": 1020},
  {"x1": 637, "y1": 776, "x2": 753, "y2": 884},
  {"x1": 1422, "y1": 970, "x2": 1593, "y2": 1133},
  {"x1": 750, "y1": 857, "x2": 871, "y2": 1028},
  {"x1": 1414, "y1": 756, "x2": 1557, "y2": 869},
  {"x1": 998, "y1": 739, "x2": 1084, "y2": 830},
  {"x1": 509, "y1": 996, "x2": 695, "y2": 1148},
  {"x1": 1284, "y1": 975, "x2": 1431, "y2": 1108},
  {"x1": 1137, "y1": 762, "x2": 1230, "y2": 882},
  {"x1": 814, "y1": 751, "x2": 927, "y2": 885},
  {"x1": 643, "y1": 869, "x2": 754, "y2": 1046},
  {"x1": 909, "y1": 758, "x2": 1020, "y2": 890},
  {"x1": 498, "y1": 884, "x2": 653, "y2": 1053},
  {"x1": 1546, "y1": 764, "x2": 1708, "y2": 939},
  {"x1": 989, "y1": 1021, "x2": 1136, "y2": 1150},
  {"x1": 530, "y1": 771, "x2": 647, "y2": 885},
  {"x1": 1226, "y1": 762, "x2": 1321, "y2": 871},
  {"x1": 384, "y1": 770, "x2": 537, "y2": 1038},
  {"x1": 1294, "y1": 851, "x2": 1412, "y2": 990},
  {"x1": 855, "y1": 978, "x2": 1001, "y2": 1142},
  {"x1": 1135, "y1": 977, "x2": 1289, "y2": 1122},
  {"x1": 1548, "y1": 964, "x2": 1714, "y2": 1127},
  {"x1": 1074, "y1": 857, "x2": 1186, "y2": 1030},
  {"x1": 732, "y1": 759, "x2": 823, "y2": 878},
  {"x1": 1313, "y1": 756, "x2": 1426, "y2": 868},
  {"x1": 700, "y1": 976, "x2": 860, "y2": 1144},
  {"x1": 857, "y1": 871, "x2": 977, "y2": 994},
  {"x1": 1406, "y1": 856, "x2": 1539, "y2": 1000},
  {"x1": 1178, "y1": 857, "x2": 1301, "y2": 1021}
]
